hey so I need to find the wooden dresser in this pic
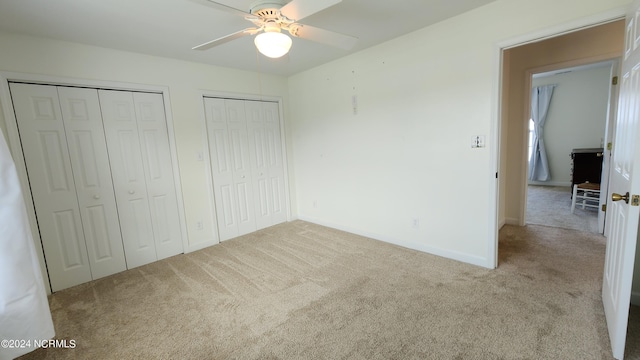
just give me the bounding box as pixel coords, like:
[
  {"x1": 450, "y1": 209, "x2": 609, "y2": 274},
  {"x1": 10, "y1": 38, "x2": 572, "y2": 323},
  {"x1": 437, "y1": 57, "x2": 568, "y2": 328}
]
[{"x1": 570, "y1": 148, "x2": 604, "y2": 192}]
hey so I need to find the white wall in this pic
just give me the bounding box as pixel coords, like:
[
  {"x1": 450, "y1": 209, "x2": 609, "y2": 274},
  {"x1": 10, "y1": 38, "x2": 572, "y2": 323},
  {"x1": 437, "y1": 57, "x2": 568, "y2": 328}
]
[
  {"x1": 288, "y1": 0, "x2": 630, "y2": 268},
  {"x1": 0, "y1": 32, "x2": 293, "y2": 255},
  {"x1": 530, "y1": 65, "x2": 611, "y2": 186}
]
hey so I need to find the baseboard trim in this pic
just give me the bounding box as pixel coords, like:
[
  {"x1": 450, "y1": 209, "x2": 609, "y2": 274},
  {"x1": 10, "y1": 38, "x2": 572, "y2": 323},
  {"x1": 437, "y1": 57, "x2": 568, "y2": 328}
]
[
  {"x1": 297, "y1": 216, "x2": 491, "y2": 269},
  {"x1": 528, "y1": 181, "x2": 571, "y2": 187},
  {"x1": 505, "y1": 217, "x2": 520, "y2": 226},
  {"x1": 184, "y1": 238, "x2": 220, "y2": 253},
  {"x1": 632, "y1": 290, "x2": 640, "y2": 306}
]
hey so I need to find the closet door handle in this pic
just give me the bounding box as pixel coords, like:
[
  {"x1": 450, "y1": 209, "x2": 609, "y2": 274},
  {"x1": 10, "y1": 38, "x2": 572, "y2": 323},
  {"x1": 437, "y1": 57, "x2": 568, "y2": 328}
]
[
  {"x1": 128, "y1": 190, "x2": 135, "y2": 195},
  {"x1": 93, "y1": 195, "x2": 101, "y2": 200}
]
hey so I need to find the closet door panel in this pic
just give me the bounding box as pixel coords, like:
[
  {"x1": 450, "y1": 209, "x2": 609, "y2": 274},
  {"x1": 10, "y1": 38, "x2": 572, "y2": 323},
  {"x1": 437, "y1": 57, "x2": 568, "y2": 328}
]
[
  {"x1": 256, "y1": 177, "x2": 271, "y2": 220},
  {"x1": 263, "y1": 102, "x2": 287, "y2": 224},
  {"x1": 58, "y1": 87, "x2": 127, "y2": 278},
  {"x1": 245, "y1": 101, "x2": 272, "y2": 230},
  {"x1": 219, "y1": 184, "x2": 238, "y2": 227},
  {"x1": 52, "y1": 210, "x2": 86, "y2": 269},
  {"x1": 99, "y1": 90, "x2": 157, "y2": 268},
  {"x1": 246, "y1": 101, "x2": 287, "y2": 227},
  {"x1": 205, "y1": 97, "x2": 239, "y2": 241},
  {"x1": 251, "y1": 128, "x2": 272, "y2": 230},
  {"x1": 236, "y1": 182, "x2": 252, "y2": 223},
  {"x1": 228, "y1": 126, "x2": 255, "y2": 235},
  {"x1": 270, "y1": 175, "x2": 285, "y2": 220},
  {"x1": 225, "y1": 100, "x2": 256, "y2": 236},
  {"x1": 10, "y1": 83, "x2": 92, "y2": 291},
  {"x1": 133, "y1": 92, "x2": 183, "y2": 259}
]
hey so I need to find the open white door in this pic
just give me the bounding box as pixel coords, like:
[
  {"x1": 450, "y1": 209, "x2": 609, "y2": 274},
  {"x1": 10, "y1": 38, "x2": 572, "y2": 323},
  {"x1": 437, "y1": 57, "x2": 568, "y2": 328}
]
[
  {"x1": 600, "y1": 61, "x2": 620, "y2": 235},
  {"x1": 602, "y1": 1, "x2": 640, "y2": 358}
]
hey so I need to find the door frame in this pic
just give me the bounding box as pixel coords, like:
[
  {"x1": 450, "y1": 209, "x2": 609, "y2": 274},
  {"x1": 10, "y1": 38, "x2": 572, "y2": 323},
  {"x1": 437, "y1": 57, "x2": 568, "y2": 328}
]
[
  {"x1": 198, "y1": 90, "x2": 292, "y2": 243},
  {"x1": 492, "y1": 7, "x2": 628, "y2": 267},
  {"x1": 0, "y1": 72, "x2": 189, "y2": 294}
]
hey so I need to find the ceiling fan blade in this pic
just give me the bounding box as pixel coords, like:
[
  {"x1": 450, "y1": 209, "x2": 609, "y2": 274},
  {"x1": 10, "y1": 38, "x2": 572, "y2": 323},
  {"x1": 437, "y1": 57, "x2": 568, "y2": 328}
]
[
  {"x1": 189, "y1": 0, "x2": 256, "y2": 19},
  {"x1": 280, "y1": 0, "x2": 342, "y2": 21},
  {"x1": 293, "y1": 25, "x2": 357, "y2": 50},
  {"x1": 192, "y1": 28, "x2": 258, "y2": 51}
]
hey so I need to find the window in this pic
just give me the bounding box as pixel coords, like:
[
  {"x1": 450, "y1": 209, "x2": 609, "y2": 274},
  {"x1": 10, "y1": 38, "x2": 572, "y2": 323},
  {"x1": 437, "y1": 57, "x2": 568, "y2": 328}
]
[{"x1": 527, "y1": 119, "x2": 535, "y2": 160}]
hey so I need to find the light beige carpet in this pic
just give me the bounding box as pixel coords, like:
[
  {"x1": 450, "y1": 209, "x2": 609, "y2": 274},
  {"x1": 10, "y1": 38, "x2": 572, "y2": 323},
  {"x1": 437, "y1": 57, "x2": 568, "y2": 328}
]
[{"x1": 18, "y1": 221, "x2": 635, "y2": 359}]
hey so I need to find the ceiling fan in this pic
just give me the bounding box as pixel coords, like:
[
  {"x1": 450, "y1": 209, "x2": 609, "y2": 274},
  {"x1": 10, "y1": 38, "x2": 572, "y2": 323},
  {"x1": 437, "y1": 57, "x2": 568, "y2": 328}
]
[{"x1": 191, "y1": 0, "x2": 358, "y2": 58}]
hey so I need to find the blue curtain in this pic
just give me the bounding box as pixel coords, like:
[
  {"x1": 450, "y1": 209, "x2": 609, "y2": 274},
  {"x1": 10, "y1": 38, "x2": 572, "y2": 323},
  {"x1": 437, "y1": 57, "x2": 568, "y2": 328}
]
[{"x1": 528, "y1": 85, "x2": 556, "y2": 181}]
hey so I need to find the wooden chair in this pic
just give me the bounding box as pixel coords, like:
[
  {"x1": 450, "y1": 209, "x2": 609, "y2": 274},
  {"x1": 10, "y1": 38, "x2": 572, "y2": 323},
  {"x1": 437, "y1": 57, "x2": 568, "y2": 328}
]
[{"x1": 571, "y1": 182, "x2": 601, "y2": 213}]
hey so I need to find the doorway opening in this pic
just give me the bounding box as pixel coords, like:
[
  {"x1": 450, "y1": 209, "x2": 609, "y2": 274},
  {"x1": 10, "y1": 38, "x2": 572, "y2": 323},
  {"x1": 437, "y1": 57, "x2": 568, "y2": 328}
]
[
  {"x1": 525, "y1": 60, "x2": 616, "y2": 235},
  {"x1": 498, "y1": 18, "x2": 639, "y2": 358},
  {"x1": 499, "y1": 20, "x2": 624, "y2": 230}
]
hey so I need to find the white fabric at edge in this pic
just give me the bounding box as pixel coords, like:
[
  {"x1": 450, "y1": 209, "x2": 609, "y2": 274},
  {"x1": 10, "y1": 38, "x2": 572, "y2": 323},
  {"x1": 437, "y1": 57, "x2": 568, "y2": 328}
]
[{"x1": 0, "y1": 128, "x2": 55, "y2": 360}]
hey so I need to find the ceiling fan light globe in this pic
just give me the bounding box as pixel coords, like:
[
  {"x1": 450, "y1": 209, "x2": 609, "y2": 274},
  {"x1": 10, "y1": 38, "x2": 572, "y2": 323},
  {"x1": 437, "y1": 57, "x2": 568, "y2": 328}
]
[{"x1": 254, "y1": 32, "x2": 292, "y2": 58}]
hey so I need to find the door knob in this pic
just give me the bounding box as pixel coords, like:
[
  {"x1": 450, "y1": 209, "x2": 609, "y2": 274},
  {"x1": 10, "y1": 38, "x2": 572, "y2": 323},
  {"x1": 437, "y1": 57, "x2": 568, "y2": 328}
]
[
  {"x1": 128, "y1": 190, "x2": 135, "y2": 195},
  {"x1": 612, "y1": 192, "x2": 629, "y2": 204},
  {"x1": 93, "y1": 195, "x2": 101, "y2": 200}
]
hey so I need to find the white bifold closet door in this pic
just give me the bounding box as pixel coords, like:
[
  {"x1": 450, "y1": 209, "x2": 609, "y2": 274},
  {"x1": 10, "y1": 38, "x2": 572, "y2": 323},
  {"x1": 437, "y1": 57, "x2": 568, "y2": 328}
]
[
  {"x1": 10, "y1": 83, "x2": 183, "y2": 291},
  {"x1": 205, "y1": 98, "x2": 257, "y2": 241},
  {"x1": 10, "y1": 84, "x2": 127, "y2": 291},
  {"x1": 98, "y1": 90, "x2": 183, "y2": 268},
  {"x1": 245, "y1": 101, "x2": 287, "y2": 229},
  {"x1": 204, "y1": 98, "x2": 287, "y2": 241}
]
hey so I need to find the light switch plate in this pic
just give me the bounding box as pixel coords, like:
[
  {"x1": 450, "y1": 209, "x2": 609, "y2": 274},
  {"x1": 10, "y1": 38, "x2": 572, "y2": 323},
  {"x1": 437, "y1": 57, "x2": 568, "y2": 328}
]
[{"x1": 471, "y1": 135, "x2": 486, "y2": 148}]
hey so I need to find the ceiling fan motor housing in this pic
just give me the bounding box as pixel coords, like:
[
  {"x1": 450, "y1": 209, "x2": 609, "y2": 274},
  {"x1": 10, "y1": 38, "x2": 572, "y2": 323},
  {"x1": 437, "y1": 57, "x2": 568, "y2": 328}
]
[{"x1": 250, "y1": 0, "x2": 288, "y2": 16}]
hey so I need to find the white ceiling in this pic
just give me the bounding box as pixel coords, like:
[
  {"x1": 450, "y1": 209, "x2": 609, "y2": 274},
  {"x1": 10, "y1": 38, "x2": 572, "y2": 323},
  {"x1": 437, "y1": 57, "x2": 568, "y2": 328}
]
[{"x1": 0, "y1": 0, "x2": 496, "y2": 76}]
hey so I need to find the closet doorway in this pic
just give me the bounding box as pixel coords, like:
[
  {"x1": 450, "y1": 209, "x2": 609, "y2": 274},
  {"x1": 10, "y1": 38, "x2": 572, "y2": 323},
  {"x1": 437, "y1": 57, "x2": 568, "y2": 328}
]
[
  {"x1": 9, "y1": 82, "x2": 185, "y2": 292},
  {"x1": 203, "y1": 97, "x2": 288, "y2": 241}
]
